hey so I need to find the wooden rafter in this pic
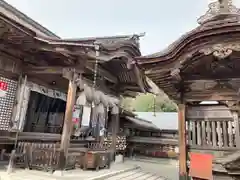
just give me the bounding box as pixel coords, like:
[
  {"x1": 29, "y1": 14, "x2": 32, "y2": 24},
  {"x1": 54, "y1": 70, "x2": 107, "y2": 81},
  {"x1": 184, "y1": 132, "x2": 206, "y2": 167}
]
[{"x1": 85, "y1": 62, "x2": 118, "y2": 84}]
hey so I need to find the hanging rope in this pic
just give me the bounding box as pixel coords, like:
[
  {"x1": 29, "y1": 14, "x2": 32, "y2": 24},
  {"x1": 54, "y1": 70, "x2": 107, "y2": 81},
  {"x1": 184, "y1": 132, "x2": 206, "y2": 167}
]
[
  {"x1": 92, "y1": 44, "x2": 102, "y2": 141},
  {"x1": 92, "y1": 44, "x2": 100, "y2": 108}
]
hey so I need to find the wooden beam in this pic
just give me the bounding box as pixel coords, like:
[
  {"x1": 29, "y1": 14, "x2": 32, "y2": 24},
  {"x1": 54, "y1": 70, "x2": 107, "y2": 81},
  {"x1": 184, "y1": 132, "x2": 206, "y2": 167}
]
[
  {"x1": 185, "y1": 89, "x2": 239, "y2": 99},
  {"x1": 118, "y1": 85, "x2": 141, "y2": 91},
  {"x1": 0, "y1": 41, "x2": 51, "y2": 66},
  {"x1": 185, "y1": 73, "x2": 240, "y2": 81},
  {"x1": 185, "y1": 95, "x2": 240, "y2": 102},
  {"x1": 81, "y1": 77, "x2": 117, "y2": 96},
  {"x1": 184, "y1": 79, "x2": 234, "y2": 83},
  {"x1": 178, "y1": 104, "x2": 188, "y2": 180},
  {"x1": 27, "y1": 76, "x2": 68, "y2": 92},
  {"x1": 59, "y1": 71, "x2": 78, "y2": 169},
  {"x1": 24, "y1": 66, "x2": 84, "y2": 75},
  {"x1": 24, "y1": 66, "x2": 64, "y2": 74},
  {"x1": 186, "y1": 89, "x2": 238, "y2": 95},
  {"x1": 110, "y1": 106, "x2": 120, "y2": 162},
  {"x1": 0, "y1": 56, "x2": 22, "y2": 75},
  {"x1": 51, "y1": 46, "x2": 115, "y2": 62},
  {"x1": 145, "y1": 68, "x2": 170, "y2": 75},
  {"x1": 86, "y1": 63, "x2": 118, "y2": 83},
  {"x1": 133, "y1": 64, "x2": 146, "y2": 93}
]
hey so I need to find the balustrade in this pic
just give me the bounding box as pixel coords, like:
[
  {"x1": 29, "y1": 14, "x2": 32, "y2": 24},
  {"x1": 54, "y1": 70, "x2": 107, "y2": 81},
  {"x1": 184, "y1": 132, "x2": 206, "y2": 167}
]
[
  {"x1": 186, "y1": 105, "x2": 239, "y2": 151},
  {"x1": 187, "y1": 119, "x2": 236, "y2": 150}
]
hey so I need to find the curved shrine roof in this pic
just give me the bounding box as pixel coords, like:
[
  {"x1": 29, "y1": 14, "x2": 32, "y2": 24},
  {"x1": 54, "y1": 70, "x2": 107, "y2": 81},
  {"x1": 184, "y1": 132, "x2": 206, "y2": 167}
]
[
  {"x1": 136, "y1": 1, "x2": 240, "y2": 102},
  {"x1": 0, "y1": 3, "x2": 151, "y2": 96}
]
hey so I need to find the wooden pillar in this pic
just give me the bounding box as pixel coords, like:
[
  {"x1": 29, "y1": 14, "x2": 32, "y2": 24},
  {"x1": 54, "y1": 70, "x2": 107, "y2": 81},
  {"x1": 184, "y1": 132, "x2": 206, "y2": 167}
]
[
  {"x1": 59, "y1": 71, "x2": 78, "y2": 169},
  {"x1": 178, "y1": 104, "x2": 188, "y2": 180},
  {"x1": 232, "y1": 110, "x2": 240, "y2": 148},
  {"x1": 110, "y1": 105, "x2": 119, "y2": 162}
]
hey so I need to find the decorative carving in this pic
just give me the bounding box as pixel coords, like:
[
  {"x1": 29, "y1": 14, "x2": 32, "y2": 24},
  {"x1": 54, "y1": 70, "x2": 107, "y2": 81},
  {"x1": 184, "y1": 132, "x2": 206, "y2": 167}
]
[
  {"x1": 197, "y1": 0, "x2": 240, "y2": 25},
  {"x1": 199, "y1": 43, "x2": 240, "y2": 59}
]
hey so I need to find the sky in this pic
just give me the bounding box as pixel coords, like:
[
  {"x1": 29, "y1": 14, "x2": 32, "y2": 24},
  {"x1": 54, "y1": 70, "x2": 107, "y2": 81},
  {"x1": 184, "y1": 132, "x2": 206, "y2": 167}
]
[{"x1": 5, "y1": 0, "x2": 240, "y2": 55}]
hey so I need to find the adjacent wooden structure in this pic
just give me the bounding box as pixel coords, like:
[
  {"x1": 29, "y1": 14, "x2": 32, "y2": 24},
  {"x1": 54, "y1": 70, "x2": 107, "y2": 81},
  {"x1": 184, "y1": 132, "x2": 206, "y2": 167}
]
[
  {"x1": 136, "y1": 0, "x2": 240, "y2": 179},
  {"x1": 119, "y1": 110, "x2": 178, "y2": 159}
]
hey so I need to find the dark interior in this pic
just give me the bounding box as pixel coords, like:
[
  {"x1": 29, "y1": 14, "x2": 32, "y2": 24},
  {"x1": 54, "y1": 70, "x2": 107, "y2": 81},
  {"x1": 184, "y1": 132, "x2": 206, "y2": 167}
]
[{"x1": 23, "y1": 91, "x2": 66, "y2": 134}]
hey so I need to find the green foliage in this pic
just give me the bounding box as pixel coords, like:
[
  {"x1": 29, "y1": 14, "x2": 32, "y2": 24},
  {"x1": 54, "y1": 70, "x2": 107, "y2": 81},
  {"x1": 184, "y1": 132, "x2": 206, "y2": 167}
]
[
  {"x1": 121, "y1": 97, "x2": 134, "y2": 111},
  {"x1": 121, "y1": 93, "x2": 177, "y2": 112}
]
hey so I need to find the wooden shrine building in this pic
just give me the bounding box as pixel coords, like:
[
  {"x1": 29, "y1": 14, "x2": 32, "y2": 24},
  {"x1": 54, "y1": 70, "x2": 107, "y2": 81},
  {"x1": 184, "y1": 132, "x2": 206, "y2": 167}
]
[
  {"x1": 120, "y1": 111, "x2": 178, "y2": 159},
  {"x1": 0, "y1": 0, "x2": 154, "y2": 172},
  {"x1": 136, "y1": 0, "x2": 240, "y2": 179}
]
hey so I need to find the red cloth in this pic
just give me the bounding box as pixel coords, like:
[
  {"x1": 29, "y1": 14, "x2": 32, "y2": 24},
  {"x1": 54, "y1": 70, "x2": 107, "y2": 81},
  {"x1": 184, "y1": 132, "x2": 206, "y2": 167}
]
[{"x1": 189, "y1": 152, "x2": 213, "y2": 179}]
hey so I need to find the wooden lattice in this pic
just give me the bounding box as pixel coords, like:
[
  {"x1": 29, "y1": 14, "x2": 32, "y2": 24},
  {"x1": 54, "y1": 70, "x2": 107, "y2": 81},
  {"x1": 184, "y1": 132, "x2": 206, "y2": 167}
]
[{"x1": 0, "y1": 77, "x2": 17, "y2": 130}]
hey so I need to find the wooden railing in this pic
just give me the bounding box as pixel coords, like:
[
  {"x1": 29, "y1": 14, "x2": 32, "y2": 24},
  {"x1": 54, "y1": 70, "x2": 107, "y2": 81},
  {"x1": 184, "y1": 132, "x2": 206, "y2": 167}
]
[
  {"x1": 186, "y1": 119, "x2": 237, "y2": 150},
  {"x1": 28, "y1": 143, "x2": 60, "y2": 171},
  {"x1": 13, "y1": 142, "x2": 84, "y2": 171}
]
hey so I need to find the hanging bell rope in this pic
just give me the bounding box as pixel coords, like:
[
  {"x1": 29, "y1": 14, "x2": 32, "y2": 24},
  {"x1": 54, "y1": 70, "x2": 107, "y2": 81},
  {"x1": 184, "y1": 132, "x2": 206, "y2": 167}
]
[
  {"x1": 92, "y1": 44, "x2": 100, "y2": 108},
  {"x1": 93, "y1": 45, "x2": 100, "y2": 90}
]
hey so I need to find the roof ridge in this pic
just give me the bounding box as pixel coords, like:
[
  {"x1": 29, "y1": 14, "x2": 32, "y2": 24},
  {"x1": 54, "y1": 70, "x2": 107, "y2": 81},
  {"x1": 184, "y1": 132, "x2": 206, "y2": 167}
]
[{"x1": 61, "y1": 33, "x2": 145, "y2": 42}]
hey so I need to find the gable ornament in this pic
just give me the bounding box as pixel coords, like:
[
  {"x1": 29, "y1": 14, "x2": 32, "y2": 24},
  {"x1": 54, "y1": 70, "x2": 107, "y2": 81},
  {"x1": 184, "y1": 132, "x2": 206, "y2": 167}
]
[{"x1": 199, "y1": 43, "x2": 240, "y2": 59}]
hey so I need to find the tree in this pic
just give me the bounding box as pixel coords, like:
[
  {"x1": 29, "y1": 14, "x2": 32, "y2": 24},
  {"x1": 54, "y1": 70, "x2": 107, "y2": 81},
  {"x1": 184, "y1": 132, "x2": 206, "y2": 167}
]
[{"x1": 121, "y1": 92, "x2": 177, "y2": 112}]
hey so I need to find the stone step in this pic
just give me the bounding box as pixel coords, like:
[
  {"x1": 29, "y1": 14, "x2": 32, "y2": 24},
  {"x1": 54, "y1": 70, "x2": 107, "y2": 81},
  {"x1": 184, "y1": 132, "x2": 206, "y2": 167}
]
[
  {"x1": 106, "y1": 169, "x2": 141, "y2": 180},
  {"x1": 105, "y1": 169, "x2": 166, "y2": 180}
]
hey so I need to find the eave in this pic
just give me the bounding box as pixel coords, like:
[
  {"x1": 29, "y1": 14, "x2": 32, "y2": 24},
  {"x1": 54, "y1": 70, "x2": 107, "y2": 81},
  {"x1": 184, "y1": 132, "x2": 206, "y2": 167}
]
[
  {"x1": 0, "y1": 11, "x2": 149, "y2": 96},
  {"x1": 137, "y1": 23, "x2": 240, "y2": 68},
  {"x1": 135, "y1": 5, "x2": 240, "y2": 102}
]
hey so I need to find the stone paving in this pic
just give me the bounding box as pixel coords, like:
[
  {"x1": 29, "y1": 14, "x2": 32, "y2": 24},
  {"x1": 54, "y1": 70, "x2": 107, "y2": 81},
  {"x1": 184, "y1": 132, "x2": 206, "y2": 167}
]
[
  {"x1": 124, "y1": 157, "x2": 178, "y2": 180},
  {"x1": 0, "y1": 163, "x2": 139, "y2": 180},
  {"x1": 0, "y1": 158, "x2": 178, "y2": 180},
  {"x1": 104, "y1": 169, "x2": 165, "y2": 180}
]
